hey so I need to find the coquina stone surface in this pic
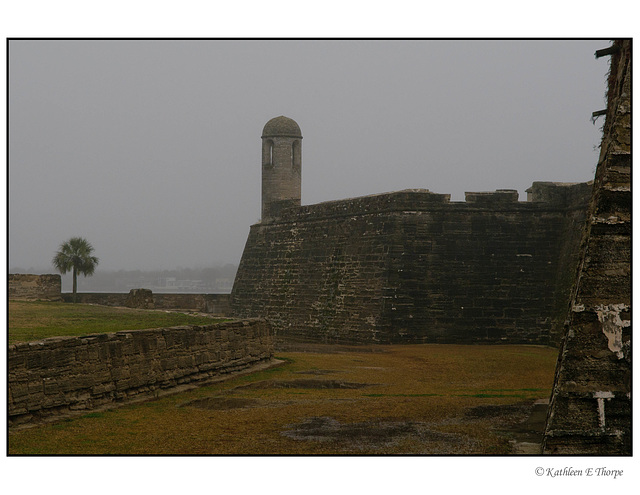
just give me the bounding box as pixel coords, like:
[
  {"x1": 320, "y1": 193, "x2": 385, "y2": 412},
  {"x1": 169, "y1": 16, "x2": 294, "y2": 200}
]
[
  {"x1": 543, "y1": 39, "x2": 631, "y2": 455},
  {"x1": 231, "y1": 118, "x2": 591, "y2": 345},
  {"x1": 8, "y1": 274, "x2": 62, "y2": 301},
  {"x1": 8, "y1": 319, "x2": 273, "y2": 427}
]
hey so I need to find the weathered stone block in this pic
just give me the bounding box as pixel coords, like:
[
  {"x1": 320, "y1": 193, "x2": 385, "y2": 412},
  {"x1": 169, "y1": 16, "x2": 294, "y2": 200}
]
[{"x1": 125, "y1": 288, "x2": 154, "y2": 309}]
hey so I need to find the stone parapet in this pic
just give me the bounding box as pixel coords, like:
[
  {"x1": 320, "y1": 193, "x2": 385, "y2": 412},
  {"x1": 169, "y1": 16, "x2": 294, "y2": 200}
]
[
  {"x1": 266, "y1": 184, "x2": 591, "y2": 227},
  {"x1": 464, "y1": 189, "x2": 519, "y2": 204},
  {"x1": 526, "y1": 181, "x2": 594, "y2": 208}
]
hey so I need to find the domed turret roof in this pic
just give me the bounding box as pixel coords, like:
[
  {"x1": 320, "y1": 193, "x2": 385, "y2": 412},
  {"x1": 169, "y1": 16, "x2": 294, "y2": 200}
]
[{"x1": 262, "y1": 116, "x2": 302, "y2": 138}]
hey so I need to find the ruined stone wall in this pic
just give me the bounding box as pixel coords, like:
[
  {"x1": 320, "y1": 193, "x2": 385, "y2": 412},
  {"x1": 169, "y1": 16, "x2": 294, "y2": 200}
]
[
  {"x1": 61, "y1": 292, "x2": 231, "y2": 315},
  {"x1": 231, "y1": 184, "x2": 590, "y2": 345},
  {"x1": 8, "y1": 319, "x2": 273, "y2": 427},
  {"x1": 8, "y1": 274, "x2": 62, "y2": 301},
  {"x1": 543, "y1": 40, "x2": 631, "y2": 455}
]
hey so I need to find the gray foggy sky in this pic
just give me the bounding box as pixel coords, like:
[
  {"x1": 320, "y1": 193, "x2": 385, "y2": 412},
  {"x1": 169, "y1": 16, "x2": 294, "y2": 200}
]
[{"x1": 9, "y1": 39, "x2": 610, "y2": 272}]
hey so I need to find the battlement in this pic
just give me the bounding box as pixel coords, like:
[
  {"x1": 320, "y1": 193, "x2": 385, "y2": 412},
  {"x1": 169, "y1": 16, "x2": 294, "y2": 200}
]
[
  {"x1": 258, "y1": 117, "x2": 591, "y2": 227},
  {"x1": 466, "y1": 189, "x2": 516, "y2": 204},
  {"x1": 261, "y1": 181, "x2": 592, "y2": 225},
  {"x1": 268, "y1": 189, "x2": 449, "y2": 224}
]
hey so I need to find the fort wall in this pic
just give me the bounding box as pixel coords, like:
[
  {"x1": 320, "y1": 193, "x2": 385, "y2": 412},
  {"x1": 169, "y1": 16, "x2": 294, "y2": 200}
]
[
  {"x1": 8, "y1": 274, "x2": 62, "y2": 301},
  {"x1": 231, "y1": 183, "x2": 590, "y2": 345},
  {"x1": 543, "y1": 39, "x2": 631, "y2": 455},
  {"x1": 8, "y1": 318, "x2": 273, "y2": 427}
]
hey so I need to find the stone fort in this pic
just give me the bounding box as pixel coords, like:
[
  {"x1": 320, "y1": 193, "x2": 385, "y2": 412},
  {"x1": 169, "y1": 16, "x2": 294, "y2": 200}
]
[
  {"x1": 8, "y1": 41, "x2": 629, "y2": 455},
  {"x1": 230, "y1": 116, "x2": 592, "y2": 346},
  {"x1": 231, "y1": 40, "x2": 631, "y2": 455}
]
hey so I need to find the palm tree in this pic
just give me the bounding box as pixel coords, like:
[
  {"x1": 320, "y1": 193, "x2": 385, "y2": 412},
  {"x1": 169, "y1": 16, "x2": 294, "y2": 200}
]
[{"x1": 52, "y1": 237, "x2": 99, "y2": 302}]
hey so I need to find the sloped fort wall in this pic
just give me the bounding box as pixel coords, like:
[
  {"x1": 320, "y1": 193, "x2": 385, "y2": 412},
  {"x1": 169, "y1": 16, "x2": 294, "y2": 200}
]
[
  {"x1": 543, "y1": 39, "x2": 631, "y2": 455},
  {"x1": 231, "y1": 183, "x2": 590, "y2": 345},
  {"x1": 8, "y1": 319, "x2": 273, "y2": 427}
]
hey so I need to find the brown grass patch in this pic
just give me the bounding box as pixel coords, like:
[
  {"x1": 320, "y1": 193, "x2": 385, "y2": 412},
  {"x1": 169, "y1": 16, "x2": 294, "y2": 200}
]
[
  {"x1": 180, "y1": 397, "x2": 261, "y2": 410},
  {"x1": 235, "y1": 379, "x2": 372, "y2": 390}
]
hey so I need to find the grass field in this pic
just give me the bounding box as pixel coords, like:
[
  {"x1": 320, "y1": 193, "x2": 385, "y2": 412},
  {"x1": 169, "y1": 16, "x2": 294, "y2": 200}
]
[
  {"x1": 9, "y1": 332, "x2": 558, "y2": 455},
  {"x1": 8, "y1": 301, "x2": 227, "y2": 343},
  {"x1": 8, "y1": 301, "x2": 558, "y2": 454}
]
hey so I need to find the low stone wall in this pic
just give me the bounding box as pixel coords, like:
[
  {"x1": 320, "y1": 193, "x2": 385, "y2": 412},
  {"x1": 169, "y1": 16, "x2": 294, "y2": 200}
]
[
  {"x1": 61, "y1": 292, "x2": 231, "y2": 315},
  {"x1": 8, "y1": 319, "x2": 273, "y2": 427},
  {"x1": 9, "y1": 274, "x2": 62, "y2": 301}
]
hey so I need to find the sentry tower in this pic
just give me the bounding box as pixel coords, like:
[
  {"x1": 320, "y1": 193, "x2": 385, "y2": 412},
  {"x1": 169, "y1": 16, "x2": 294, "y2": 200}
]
[{"x1": 261, "y1": 116, "x2": 302, "y2": 221}]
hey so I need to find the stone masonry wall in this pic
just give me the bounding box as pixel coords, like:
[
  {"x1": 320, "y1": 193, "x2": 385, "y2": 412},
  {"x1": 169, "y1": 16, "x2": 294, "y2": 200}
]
[
  {"x1": 231, "y1": 184, "x2": 590, "y2": 345},
  {"x1": 8, "y1": 319, "x2": 273, "y2": 427},
  {"x1": 61, "y1": 292, "x2": 231, "y2": 315},
  {"x1": 543, "y1": 40, "x2": 631, "y2": 455},
  {"x1": 8, "y1": 274, "x2": 62, "y2": 301}
]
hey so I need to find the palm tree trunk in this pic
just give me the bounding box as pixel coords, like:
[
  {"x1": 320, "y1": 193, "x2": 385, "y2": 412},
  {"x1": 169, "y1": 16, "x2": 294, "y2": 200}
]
[{"x1": 73, "y1": 266, "x2": 78, "y2": 303}]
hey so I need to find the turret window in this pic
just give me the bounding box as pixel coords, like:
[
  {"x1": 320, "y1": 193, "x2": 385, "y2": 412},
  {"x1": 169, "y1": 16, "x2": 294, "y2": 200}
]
[
  {"x1": 292, "y1": 140, "x2": 301, "y2": 173},
  {"x1": 263, "y1": 139, "x2": 274, "y2": 168}
]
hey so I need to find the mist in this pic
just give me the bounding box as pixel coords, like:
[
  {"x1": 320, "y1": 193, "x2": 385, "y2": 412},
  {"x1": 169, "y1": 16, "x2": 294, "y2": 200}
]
[{"x1": 8, "y1": 39, "x2": 610, "y2": 274}]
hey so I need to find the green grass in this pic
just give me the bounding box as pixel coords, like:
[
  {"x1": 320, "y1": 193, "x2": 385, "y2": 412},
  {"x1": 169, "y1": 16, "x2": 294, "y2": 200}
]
[{"x1": 8, "y1": 300, "x2": 228, "y2": 343}]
